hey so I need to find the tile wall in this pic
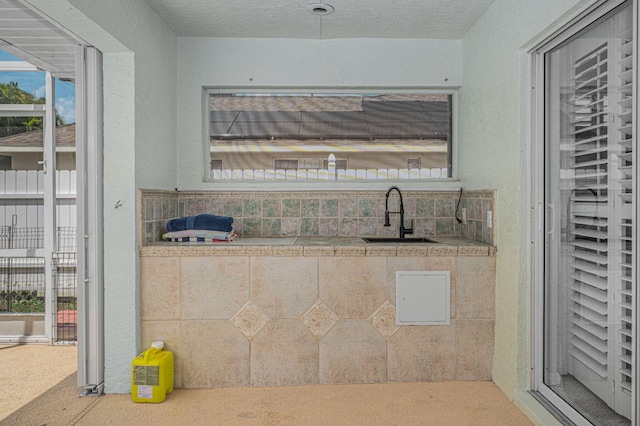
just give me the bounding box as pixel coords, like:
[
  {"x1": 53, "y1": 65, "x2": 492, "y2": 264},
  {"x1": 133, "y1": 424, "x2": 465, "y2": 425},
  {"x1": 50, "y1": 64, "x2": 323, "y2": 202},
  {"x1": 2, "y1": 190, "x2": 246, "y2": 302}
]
[
  {"x1": 140, "y1": 189, "x2": 495, "y2": 245},
  {"x1": 140, "y1": 251, "x2": 495, "y2": 388}
]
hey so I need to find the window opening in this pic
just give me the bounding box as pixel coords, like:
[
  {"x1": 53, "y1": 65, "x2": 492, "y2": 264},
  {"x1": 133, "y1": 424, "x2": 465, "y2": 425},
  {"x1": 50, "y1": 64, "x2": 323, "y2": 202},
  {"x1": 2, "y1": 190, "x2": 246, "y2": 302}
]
[
  {"x1": 0, "y1": 155, "x2": 11, "y2": 170},
  {"x1": 207, "y1": 93, "x2": 452, "y2": 181},
  {"x1": 210, "y1": 159, "x2": 222, "y2": 170},
  {"x1": 0, "y1": 48, "x2": 78, "y2": 345}
]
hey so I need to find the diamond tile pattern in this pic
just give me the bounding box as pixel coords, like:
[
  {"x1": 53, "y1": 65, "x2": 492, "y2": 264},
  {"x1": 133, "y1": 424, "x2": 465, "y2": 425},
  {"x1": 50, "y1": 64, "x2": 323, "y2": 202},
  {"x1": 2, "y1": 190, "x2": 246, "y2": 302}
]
[
  {"x1": 301, "y1": 300, "x2": 339, "y2": 338},
  {"x1": 231, "y1": 301, "x2": 269, "y2": 339},
  {"x1": 369, "y1": 301, "x2": 399, "y2": 337}
]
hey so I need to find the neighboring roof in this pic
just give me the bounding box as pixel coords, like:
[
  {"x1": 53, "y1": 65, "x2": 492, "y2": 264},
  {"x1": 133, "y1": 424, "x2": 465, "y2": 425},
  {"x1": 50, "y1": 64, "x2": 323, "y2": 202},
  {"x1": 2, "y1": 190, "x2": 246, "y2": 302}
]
[
  {"x1": 0, "y1": 123, "x2": 75, "y2": 148},
  {"x1": 210, "y1": 95, "x2": 451, "y2": 140}
]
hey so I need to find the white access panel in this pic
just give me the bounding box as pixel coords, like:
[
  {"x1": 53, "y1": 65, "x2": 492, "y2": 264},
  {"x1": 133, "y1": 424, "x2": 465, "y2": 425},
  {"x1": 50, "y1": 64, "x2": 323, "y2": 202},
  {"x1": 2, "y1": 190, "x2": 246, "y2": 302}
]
[{"x1": 396, "y1": 271, "x2": 450, "y2": 325}]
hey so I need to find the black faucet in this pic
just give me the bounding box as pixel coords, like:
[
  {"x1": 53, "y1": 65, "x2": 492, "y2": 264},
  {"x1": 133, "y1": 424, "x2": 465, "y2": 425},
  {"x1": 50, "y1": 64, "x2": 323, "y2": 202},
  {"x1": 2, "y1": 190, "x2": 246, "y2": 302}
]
[{"x1": 384, "y1": 186, "x2": 414, "y2": 238}]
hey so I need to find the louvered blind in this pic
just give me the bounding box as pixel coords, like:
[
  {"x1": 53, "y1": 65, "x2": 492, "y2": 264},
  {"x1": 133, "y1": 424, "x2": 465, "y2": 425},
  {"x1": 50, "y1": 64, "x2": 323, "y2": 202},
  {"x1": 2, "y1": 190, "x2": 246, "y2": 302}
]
[
  {"x1": 568, "y1": 41, "x2": 611, "y2": 402},
  {"x1": 566, "y1": 12, "x2": 634, "y2": 416},
  {"x1": 613, "y1": 14, "x2": 633, "y2": 415}
]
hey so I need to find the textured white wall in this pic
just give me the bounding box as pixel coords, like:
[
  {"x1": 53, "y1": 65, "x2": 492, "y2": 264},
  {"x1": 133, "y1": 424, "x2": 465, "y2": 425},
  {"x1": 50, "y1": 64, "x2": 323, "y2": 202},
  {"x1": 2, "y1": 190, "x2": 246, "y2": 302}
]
[
  {"x1": 63, "y1": 0, "x2": 179, "y2": 190},
  {"x1": 458, "y1": 0, "x2": 588, "y2": 422},
  {"x1": 25, "y1": 0, "x2": 178, "y2": 393},
  {"x1": 176, "y1": 37, "x2": 462, "y2": 189}
]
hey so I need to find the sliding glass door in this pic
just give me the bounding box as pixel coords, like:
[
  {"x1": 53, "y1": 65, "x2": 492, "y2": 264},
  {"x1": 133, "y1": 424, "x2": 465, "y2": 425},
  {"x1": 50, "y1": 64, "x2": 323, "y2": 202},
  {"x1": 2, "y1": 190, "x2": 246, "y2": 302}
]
[{"x1": 534, "y1": 1, "x2": 635, "y2": 424}]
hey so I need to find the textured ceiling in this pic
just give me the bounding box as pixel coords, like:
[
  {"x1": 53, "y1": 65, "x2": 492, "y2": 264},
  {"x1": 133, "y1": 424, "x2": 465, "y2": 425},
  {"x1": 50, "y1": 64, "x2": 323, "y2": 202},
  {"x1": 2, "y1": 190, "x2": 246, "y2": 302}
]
[
  {"x1": 143, "y1": 0, "x2": 496, "y2": 39},
  {"x1": 0, "y1": 0, "x2": 495, "y2": 76}
]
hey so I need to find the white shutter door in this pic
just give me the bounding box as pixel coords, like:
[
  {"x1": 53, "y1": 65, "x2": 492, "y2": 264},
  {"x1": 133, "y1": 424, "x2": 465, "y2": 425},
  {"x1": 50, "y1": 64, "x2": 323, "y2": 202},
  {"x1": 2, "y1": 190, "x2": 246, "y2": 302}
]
[
  {"x1": 566, "y1": 11, "x2": 634, "y2": 416},
  {"x1": 612, "y1": 12, "x2": 633, "y2": 415},
  {"x1": 567, "y1": 40, "x2": 611, "y2": 403}
]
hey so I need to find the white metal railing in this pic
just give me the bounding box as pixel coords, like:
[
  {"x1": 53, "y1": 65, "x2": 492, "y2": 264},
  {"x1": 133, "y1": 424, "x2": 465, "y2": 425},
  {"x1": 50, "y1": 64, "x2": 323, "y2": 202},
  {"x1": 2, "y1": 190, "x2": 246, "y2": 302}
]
[
  {"x1": 0, "y1": 169, "x2": 78, "y2": 341},
  {"x1": 210, "y1": 168, "x2": 449, "y2": 180}
]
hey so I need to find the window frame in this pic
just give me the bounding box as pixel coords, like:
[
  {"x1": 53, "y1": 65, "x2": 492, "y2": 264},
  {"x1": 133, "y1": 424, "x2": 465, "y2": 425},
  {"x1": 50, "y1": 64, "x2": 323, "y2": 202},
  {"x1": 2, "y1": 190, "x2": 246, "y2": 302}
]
[{"x1": 201, "y1": 87, "x2": 460, "y2": 191}]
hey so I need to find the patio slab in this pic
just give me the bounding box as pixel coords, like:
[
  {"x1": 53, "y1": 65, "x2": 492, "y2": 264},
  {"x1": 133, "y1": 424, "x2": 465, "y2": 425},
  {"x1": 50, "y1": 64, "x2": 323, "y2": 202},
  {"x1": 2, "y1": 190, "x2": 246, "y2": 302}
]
[{"x1": 0, "y1": 344, "x2": 534, "y2": 426}]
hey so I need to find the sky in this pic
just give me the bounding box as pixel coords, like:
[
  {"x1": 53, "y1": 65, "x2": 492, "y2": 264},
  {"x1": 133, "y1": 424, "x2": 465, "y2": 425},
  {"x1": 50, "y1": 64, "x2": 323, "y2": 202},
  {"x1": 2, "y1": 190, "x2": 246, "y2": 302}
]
[{"x1": 0, "y1": 50, "x2": 76, "y2": 124}]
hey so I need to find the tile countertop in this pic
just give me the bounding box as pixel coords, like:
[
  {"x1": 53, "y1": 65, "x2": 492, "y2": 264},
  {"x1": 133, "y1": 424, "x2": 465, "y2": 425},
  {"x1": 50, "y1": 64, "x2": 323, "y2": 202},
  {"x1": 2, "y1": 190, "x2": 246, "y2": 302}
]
[{"x1": 140, "y1": 237, "x2": 496, "y2": 257}]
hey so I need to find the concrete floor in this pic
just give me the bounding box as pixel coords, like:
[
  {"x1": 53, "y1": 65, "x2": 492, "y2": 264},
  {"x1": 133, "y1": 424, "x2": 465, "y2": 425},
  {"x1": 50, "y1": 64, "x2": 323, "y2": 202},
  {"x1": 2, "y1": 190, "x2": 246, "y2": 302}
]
[{"x1": 0, "y1": 344, "x2": 533, "y2": 426}]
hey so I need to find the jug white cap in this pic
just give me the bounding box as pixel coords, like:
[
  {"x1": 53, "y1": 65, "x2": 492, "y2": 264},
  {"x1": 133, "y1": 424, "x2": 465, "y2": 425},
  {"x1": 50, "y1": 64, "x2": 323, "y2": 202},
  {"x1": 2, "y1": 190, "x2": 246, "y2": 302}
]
[{"x1": 151, "y1": 341, "x2": 164, "y2": 350}]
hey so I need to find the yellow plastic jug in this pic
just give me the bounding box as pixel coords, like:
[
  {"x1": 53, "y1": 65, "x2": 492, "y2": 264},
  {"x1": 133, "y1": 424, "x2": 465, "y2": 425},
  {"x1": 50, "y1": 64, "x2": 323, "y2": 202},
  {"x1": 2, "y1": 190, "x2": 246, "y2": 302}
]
[{"x1": 131, "y1": 341, "x2": 174, "y2": 403}]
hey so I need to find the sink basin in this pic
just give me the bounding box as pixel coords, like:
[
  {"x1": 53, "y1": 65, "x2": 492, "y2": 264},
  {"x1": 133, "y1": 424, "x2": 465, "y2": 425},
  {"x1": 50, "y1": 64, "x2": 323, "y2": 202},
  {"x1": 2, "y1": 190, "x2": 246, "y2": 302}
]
[{"x1": 362, "y1": 237, "x2": 437, "y2": 244}]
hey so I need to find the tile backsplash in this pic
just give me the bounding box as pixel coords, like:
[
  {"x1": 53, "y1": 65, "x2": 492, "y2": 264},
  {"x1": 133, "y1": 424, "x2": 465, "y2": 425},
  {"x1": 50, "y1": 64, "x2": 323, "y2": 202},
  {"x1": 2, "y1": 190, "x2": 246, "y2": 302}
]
[{"x1": 140, "y1": 189, "x2": 495, "y2": 246}]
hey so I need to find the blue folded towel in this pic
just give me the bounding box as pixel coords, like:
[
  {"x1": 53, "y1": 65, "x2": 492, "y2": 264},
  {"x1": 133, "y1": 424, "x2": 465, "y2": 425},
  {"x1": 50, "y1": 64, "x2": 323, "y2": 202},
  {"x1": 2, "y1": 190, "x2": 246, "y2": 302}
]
[{"x1": 166, "y1": 214, "x2": 234, "y2": 232}]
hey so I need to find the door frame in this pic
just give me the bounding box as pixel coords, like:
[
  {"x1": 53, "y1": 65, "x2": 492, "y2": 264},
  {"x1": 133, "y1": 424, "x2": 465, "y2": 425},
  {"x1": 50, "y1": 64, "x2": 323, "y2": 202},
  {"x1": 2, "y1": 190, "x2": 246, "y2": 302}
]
[
  {"x1": 529, "y1": 0, "x2": 638, "y2": 424},
  {"x1": 75, "y1": 45, "x2": 104, "y2": 395}
]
